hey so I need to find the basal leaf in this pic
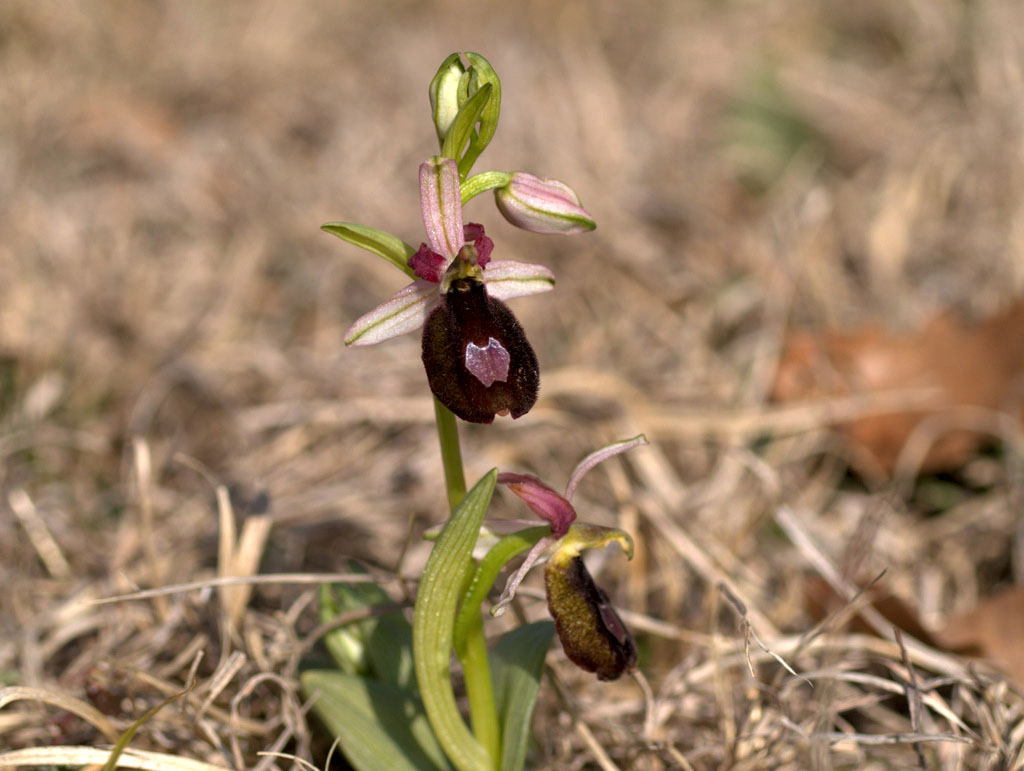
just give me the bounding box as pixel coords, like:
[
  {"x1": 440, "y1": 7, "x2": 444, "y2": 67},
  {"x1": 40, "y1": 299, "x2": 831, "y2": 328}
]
[
  {"x1": 320, "y1": 580, "x2": 414, "y2": 689},
  {"x1": 302, "y1": 670, "x2": 452, "y2": 771},
  {"x1": 491, "y1": 621, "x2": 555, "y2": 771},
  {"x1": 413, "y1": 470, "x2": 496, "y2": 771}
]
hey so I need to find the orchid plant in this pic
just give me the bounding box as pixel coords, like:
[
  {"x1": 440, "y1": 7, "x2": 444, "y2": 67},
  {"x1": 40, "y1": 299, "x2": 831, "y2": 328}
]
[{"x1": 301, "y1": 53, "x2": 646, "y2": 771}]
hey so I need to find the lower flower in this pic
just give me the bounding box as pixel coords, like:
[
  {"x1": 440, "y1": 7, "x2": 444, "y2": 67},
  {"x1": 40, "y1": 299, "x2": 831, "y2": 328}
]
[{"x1": 494, "y1": 437, "x2": 649, "y2": 680}]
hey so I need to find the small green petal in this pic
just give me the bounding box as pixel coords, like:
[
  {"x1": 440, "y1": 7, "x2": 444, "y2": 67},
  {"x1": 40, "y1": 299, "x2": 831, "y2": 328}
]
[{"x1": 549, "y1": 523, "x2": 634, "y2": 565}]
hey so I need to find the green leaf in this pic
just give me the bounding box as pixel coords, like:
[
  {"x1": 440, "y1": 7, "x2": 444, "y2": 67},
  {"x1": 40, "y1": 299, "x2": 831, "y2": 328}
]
[
  {"x1": 321, "y1": 222, "x2": 418, "y2": 278},
  {"x1": 320, "y1": 580, "x2": 415, "y2": 690},
  {"x1": 366, "y1": 611, "x2": 415, "y2": 689},
  {"x1": 302, "y1": 670, "x2": 453, "y2": 771},
  {"x1": 491, "y1": 621, "x2": 555, "y2": 771},
  {"x1": 453, "y1": 526, "x2": 549, "y2": 659},
  {"x1": 320, "y1": 584, "x2": 362, "y2": 675},
  {"x1": 459, "y1": 53, "x2": 501, "y2": 176},
  {"x1": 413, "y1": 470, "x2": 497, "y2": 771},
  {"x1": 440, "y1": 84, "x2": 492, "y2": 169}
]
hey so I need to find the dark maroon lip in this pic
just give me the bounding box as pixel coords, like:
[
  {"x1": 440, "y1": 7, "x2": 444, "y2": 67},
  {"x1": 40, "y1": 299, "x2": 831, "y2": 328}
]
[{"x1": 422, "y1": 277, "x2": 539, "y2": 424}]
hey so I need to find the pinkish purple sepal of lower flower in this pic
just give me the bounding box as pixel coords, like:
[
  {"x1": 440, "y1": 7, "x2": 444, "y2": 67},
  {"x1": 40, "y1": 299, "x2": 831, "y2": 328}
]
[
  {"x1": 496, "y1": 472, "x2": 576, "y2": 537},
  {"x1": 565, "y1": 434, "x2": 650, "y2": 500},
  {"x1": 495, "y1": 436, "x2": 647, "y2": 535}
]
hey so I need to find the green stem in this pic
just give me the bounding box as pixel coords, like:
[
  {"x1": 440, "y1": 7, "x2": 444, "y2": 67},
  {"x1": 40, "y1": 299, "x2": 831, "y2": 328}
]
[
  {"x1": 453, "y1": 527, "x2": 550, "y2": 658},
  {"x1": 460, "y1": 613, "x2": 501, "y2": 764},
  {"x1": 434, "y1": 397, "x2": 467, "y2": 510},
  {"x1": 461, "y1": 171, "x2": 513, "y2": 204},
  {"x1": 451, "y1": 525, "x2": 549, "y2": 764}
]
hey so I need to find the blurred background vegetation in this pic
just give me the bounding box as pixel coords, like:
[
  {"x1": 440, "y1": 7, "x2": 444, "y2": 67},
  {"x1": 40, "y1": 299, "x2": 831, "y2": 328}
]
[{"x1": 2, "y1": 1, "x2": 1023, "y2": 768}]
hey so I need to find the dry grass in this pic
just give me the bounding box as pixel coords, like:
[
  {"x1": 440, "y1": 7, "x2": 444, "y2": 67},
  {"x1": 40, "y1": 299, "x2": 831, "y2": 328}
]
[{"x1": 3, "y1": 1, "x2": 1024, "y2": 768}]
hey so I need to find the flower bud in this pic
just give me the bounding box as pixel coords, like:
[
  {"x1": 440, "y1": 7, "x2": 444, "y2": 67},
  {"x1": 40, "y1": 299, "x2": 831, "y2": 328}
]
[
  {"x1": 429, "y1": 53, "x2": 466, "y2": 144},
  {"x1": 495, "y1": 173, "x2": 596, "y2": 235}
]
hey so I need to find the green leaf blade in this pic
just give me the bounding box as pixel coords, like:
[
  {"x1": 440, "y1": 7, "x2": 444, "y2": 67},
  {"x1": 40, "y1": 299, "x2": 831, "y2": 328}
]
[
  {"x1": 320, "y1": 580, "x2": 415, "y2": 689},
  {"x1": 413, "y1": 470, "x2": 497, "y2": 771},
  {"x1": 302, "y1": 670, "x2": 453, "y2": 771},
  {"x1": 319, "y1": 583, "x2": 362, "y2": 675},
  {"x1": 491, "y1": 621, "x2": 556, "y2": 771}
]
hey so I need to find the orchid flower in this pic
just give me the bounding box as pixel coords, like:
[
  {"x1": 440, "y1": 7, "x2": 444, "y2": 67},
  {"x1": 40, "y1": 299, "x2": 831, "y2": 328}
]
[
  {"x1": 343, "y1": 158, "x2": 555, "y2": 348},
  {"x1": 493, "y1": 434, "x2": 648, "y2": 680},
  {"x1": 343, "y1": 157, "x2": 555, "y2": 423}
]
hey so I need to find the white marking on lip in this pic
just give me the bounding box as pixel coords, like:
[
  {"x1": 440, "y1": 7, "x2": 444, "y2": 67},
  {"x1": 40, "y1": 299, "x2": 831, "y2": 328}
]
[{"x1": 465, "y1": 337, "x2": 510, "y2": 387}]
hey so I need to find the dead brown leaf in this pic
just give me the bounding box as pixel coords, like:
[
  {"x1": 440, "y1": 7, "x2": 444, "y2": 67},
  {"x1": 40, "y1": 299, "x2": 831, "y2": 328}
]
[
  {"x1": 805, "y1": 577, "x2": 1024, "y2": 690},
  {"x1": 772, "y1": 300, "x2": 1024, "y2": 474},
  {"x1": 937, "y1": 585, "x2": 1024, "y2": 689},
  {"x1": 803, "y1": 576, "x2": 939, "y2": 648}
]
